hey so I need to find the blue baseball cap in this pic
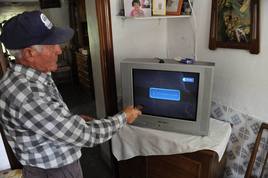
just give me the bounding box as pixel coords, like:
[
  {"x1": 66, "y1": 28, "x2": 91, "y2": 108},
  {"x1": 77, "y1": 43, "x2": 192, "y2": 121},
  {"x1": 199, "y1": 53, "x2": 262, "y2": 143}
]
[{"x1": 0, "y1": 10, "x2": 74, "y2": 49}]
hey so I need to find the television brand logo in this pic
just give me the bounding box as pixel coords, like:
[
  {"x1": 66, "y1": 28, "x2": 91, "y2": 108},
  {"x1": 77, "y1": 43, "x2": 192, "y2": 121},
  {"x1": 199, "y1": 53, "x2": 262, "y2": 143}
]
[{"x1": 182, "y1": 77, "x2": 194, "y2": 83}]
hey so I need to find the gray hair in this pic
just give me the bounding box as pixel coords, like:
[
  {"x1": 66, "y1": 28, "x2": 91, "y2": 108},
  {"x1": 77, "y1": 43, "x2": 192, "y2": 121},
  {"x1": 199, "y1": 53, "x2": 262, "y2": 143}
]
[{"x1": 8, "y1": 45, "x2": 43, "y2": 59}]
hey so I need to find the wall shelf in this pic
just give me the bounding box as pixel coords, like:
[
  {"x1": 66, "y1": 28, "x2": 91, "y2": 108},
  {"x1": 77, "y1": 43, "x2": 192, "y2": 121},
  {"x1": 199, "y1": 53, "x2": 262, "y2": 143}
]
[{"x1": 120, "y1": 15, "x2": 191, "y2": 20}]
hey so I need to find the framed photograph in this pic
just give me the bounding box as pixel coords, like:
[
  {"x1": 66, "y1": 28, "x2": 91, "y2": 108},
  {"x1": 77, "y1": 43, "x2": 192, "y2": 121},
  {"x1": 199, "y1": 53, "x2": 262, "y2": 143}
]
[
  {"x1": 124, "y1": 0, "x2": 152, "y2": 17},
  {"x1": 209, "y1": 0, "x2": 260, "y2": 54},
  {"x1": 39, "y1": 0, "x2": 61, "y2": 9},
  {"x1": 152, "y1": 0, "x2": 166, "y2": 16},
  {"x1": 181, "y1": 0, "x2": 193, "y2": 15},
  {"x1": 166, "y1": 0, "x2": 183, "y2": 16}
]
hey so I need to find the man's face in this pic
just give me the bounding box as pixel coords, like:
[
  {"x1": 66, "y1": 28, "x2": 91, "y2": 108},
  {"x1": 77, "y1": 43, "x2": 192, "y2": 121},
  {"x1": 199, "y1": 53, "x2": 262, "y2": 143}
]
[{"x1": 32, "y1": 45, "x2": 62, "y2": 73}]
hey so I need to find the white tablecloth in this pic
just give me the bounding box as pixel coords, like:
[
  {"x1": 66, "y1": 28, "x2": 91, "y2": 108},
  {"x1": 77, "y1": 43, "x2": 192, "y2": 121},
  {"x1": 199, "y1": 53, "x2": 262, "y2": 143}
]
[{"x1": 112, "y1": 118, "x2": 231, "y2": 161}]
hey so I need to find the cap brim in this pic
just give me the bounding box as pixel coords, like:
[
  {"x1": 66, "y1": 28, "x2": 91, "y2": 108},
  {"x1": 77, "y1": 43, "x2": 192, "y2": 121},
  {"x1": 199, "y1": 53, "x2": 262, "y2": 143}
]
[{"x1": 41, "y1": 27, "x2": 74, "y2": 45}]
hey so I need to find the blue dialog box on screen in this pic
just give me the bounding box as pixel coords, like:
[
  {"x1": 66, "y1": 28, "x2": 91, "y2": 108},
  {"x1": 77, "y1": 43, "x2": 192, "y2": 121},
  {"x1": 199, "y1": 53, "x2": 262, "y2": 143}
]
[{"x1": 149, "y1": 88, "x2": 180, "y2": 101}]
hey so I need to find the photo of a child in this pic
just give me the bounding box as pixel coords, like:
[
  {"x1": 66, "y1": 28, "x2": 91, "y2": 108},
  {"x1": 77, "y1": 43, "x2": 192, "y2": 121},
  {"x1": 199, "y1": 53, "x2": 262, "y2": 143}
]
[
  {"x1": 124, "y1": 0, "x2": 151, "y2": 17},
  {"x1": 130, "y1": 0, "x2": 144, "y2": 17}
]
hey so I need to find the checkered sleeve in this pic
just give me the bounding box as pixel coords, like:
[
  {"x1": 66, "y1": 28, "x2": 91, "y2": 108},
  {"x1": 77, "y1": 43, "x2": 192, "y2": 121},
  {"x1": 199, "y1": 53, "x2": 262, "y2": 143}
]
[{"x1": 18, "y1": 96, "x2": 127, "y2": 147}]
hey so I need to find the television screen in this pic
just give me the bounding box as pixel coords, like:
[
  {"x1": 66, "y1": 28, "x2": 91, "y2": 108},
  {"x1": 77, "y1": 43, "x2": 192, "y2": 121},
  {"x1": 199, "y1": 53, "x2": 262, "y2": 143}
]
[
  {"x1": 121, "y1": 58, "x2": 214, "y2": 136},
  {"x1": 133, "y1": 69, "x2": 199, "y2": 121}
]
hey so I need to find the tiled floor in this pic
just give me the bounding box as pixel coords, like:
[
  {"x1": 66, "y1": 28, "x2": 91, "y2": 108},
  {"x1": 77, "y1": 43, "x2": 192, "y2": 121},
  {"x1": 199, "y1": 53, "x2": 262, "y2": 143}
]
[{"x1": 56, "y1": 83, "x2": 114, "y2": 178}]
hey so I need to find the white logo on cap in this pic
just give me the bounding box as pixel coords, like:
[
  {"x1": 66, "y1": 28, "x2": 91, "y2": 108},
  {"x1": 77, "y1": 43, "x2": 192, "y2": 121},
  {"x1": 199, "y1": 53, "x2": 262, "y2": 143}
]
[{"x1": 40, "y1": 13, "x2": 53, "y2": 29}]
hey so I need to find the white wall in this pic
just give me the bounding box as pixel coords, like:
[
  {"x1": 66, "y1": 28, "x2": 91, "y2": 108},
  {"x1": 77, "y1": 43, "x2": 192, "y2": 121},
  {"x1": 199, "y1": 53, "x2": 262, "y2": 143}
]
[
  {"x1": 111, "y1": 0, "x2": 268, "y2": 121},
  {"x1": 42, "y1": 0, "x2": 70, "y2": 28},
  {"x1": 0, "y1": 2, "x2": 39, "y2": 22},
  {"x1": 110, "y1": 0, "x2": 167, "y2": 105},
  {"x1": 167, "y1": 0, "x2": 268, "y2": 121}
]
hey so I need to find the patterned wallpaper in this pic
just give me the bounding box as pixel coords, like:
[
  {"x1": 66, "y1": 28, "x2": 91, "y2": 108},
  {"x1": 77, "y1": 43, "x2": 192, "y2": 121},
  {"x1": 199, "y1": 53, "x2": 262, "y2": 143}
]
[{"x1": 211, "y1": 101, "x2": 268, "y2": 178}]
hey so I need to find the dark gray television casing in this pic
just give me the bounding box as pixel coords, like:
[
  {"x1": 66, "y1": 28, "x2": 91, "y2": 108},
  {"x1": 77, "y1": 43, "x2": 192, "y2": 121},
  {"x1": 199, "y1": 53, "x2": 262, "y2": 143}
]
[{"x1": 121, "y1": 58, "x2": 215, "y2": 136}]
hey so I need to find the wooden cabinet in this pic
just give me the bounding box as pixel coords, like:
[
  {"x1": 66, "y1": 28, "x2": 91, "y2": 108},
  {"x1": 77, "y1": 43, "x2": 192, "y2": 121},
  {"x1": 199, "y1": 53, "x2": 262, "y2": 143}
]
[
  {"x1": 75, "y1": 52, "x2": 94, "y2": 92},
  {"x1": 69, "y1": 0, "x2": 88, "y2": 48},
  {"x1": 118, "y1": 150, "x2": 226, "y2": 178},
  {"x1": 76, "y1": 0, "x2": 88, "y2": 48}
]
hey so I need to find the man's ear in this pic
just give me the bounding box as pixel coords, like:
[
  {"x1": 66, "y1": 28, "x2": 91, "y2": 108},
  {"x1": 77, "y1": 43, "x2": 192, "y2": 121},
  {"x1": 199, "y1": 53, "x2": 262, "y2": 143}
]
[{"x1": 21, "y1": 47, "x2": 38, "y2": 62}]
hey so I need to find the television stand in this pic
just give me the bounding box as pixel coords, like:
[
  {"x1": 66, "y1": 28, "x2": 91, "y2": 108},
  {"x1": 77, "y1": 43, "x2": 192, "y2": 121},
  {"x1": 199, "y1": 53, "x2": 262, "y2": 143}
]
[
  {"x1": 118, "y1": 149, "x2": 226, "y2": 178},
  {"x1": 112, "y1": 119, "x2": 231, "y2": 178}
]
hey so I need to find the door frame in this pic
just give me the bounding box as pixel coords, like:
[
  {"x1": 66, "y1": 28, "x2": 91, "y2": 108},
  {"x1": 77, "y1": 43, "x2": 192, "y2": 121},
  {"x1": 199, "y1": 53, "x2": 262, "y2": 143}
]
[
  {"x1": 85, "y1": 1, "x2": 119, "y2": 175},
  {"x1": 85, "y1": 0, "x2": 118, "y2": 117},
  {"x1": 95, "y1": 0, "x2": 118, "y2": 116}
]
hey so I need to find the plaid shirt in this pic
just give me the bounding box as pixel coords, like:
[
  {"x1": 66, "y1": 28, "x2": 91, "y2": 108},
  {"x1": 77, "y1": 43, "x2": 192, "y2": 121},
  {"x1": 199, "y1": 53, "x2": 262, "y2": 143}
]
[{"x1": 0, "y1": 63, "x2": 126, "y2": 169}]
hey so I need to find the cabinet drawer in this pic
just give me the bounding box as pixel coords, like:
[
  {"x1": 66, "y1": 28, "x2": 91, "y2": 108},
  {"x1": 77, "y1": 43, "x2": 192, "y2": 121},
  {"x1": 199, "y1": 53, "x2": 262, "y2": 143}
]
[
  {"x1": 118, "y1": 151, "x2": 225, "y2": 178},
  {"x1": 148, "y1": 155, "x2": 201, "y2": 178},
  {"x1": 118, "y1": 156, "x2": 147, "y2": 178}
]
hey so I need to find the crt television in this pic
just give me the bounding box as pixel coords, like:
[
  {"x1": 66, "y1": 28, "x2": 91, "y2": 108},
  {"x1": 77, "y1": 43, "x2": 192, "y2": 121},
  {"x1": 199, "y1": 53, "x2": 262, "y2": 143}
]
[{"x1": 121, "y1": 58, "x2": 215, "y2": 136}]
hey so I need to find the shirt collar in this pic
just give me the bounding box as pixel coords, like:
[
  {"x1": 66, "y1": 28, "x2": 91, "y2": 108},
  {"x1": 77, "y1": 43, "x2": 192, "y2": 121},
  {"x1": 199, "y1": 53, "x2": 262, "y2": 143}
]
[{"x1": 10, "y1": 63, "x2": 53, "y2": 85}]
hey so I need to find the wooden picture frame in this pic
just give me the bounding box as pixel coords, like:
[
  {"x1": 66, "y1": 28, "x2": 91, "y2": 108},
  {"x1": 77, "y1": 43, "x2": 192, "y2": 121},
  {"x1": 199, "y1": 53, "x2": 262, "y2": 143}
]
[
  {"x1": 166, "y1": 0, "x2": 183, "y2": 16},
  {"x1": 124, "y1": 0, "x2": 152, "y2": 17},
  {"x1": 209, "y1": 0, "x2": 260, "y2": 54},
  {"x1": 152, "y1": 0, "x2": 166, "y2": 16}
]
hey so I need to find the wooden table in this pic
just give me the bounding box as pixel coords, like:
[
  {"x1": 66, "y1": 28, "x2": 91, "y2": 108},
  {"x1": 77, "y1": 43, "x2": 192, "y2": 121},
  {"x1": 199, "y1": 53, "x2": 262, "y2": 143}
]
[{"x1": 118, "y1": 149, "x2": 226, "y2": 178}]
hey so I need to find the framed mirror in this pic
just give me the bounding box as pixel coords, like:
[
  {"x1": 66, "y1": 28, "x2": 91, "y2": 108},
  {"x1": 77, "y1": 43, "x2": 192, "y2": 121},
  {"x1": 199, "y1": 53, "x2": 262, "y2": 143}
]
[{"x1": 209, "y1": 0, "x2": 260, "y2": 54}]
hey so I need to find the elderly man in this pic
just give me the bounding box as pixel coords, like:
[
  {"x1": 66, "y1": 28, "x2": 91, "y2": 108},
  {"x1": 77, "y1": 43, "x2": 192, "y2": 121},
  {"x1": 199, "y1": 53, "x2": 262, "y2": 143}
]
[{"x1": 0, "y1": 10, "x2": 141, "y2": 178}]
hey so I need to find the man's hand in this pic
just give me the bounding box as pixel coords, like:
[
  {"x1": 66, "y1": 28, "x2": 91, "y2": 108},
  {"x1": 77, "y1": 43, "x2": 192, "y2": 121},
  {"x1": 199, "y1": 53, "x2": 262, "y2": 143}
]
[
  {"x1": 80, "y1": 115, "x2": 95, "y2": 122},
  {"x1": 123, "y1": 106, "x2": 142, "y2": 124}
]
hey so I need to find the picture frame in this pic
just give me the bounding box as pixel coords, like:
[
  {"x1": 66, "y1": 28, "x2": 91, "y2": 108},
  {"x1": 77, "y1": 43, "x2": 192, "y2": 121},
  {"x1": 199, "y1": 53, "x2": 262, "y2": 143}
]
[
  {"x1": 209, "y1": 0, "x2": 260, "y2": 54},
  {"x1": 180, "y1": 0, "x2": 193, "y2": 15},
  {"x1": 39, "y1": 0, "x2": 61, "y2": 9},
  {"x1": 166, "y1": 0, "x2": 183, "y2": 16},
  {"x1": 152, "y1": 0, "x2": 166, "y2": 16},
  {"x1": 124, "y1": 0, "x2": 152, "y2": 17}
]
